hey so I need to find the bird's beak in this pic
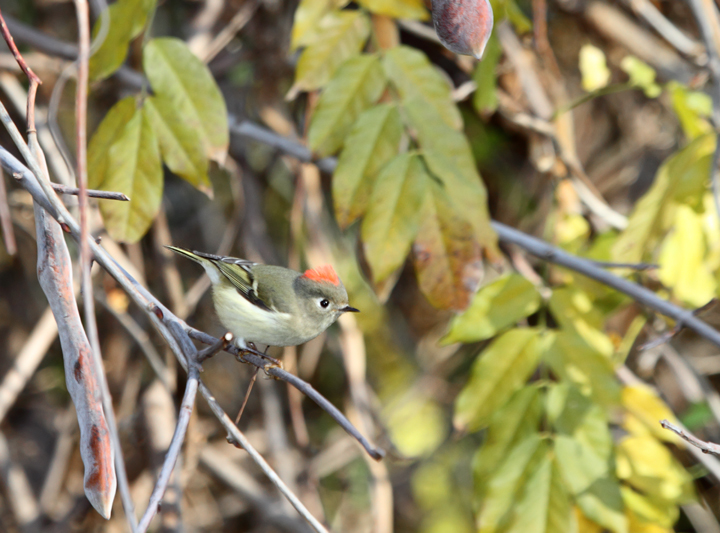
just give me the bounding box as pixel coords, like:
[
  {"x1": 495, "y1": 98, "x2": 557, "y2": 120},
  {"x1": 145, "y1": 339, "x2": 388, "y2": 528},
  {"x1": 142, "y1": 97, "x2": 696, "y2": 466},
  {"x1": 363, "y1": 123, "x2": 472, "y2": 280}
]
[{"x1": 341, "y1": 305, "x2": 360, "y2": 313}]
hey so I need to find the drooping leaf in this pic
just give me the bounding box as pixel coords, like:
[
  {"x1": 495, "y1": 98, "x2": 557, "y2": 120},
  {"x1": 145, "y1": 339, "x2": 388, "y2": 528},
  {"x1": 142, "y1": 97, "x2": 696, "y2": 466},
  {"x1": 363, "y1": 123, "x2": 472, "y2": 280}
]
[
  {"x1": 404, "y1": 97, "x2": 500, "y2": 258},
  {"x1": 143, "y1": 37, "x2": 229, "y2": 163},
  {"x1": 477, "y1": 434, "x2": 547, "y2": 532},
  {"x1": 290, "y1": 10, "x2": 371, "y2": 95},
  {"x1": 356, "y1": 0, "x2": 428, "y2": 20},
  {"x1": 444, "y1": 273, "x2": 542, "y2": 344},
  {"x1": 89, "y1": 0, "x2": 156, "y2": 82},
  {"x1": 455, "y1": 328, "x2": 551, "y2": 432},
  {"x1": 505, "y1": 454, "x2": 577, "y2": 533},
  {"x1": 413, "y1": 180, "x2": 483, "y2": 311},
  {"x1": 88, "y1": 96, "x2": 137, "y2": 190},
  {"x1": 333, "y1": 103, "x2": 403, "y2": 228},
  {"x1": 613, "y1": 132, "x2": 714, "y2": 263},
  {"x1": 290, "y1": 0, "x2": 350, "y2": 51},
  {"x1": 383, "y1": 45, "x2": 462, "y2": 130},
  {"x1": 544, "y1": 329, "x2": 621, "y2": 407},
  {"x1": 144, "y1": 96, "x2": 210, "y2": 192},
  {"x1": 99, "y1": 105, "x2": 163, "y2": 243},
  {"x1": 658, "y1": 204, "x2": 716, "y2": 307},
  {"x1": 308, "y1": 54, "x2": 386, "y2": 157},
  {"x1": 548, "y1": 287, "x2": 614, "y2": 357},
  {"x1": 548, "y1": 384, "x2": 627, "y2": 533},
  {"x1": 361, "y1": 153, "x2": 428, "y2": 283},
  {"x1": 473, "y1": 32, "x2": 502, "y2": 115},
  {"x1": 474, "y1": 385, "x2": 543, "y2": 502}
]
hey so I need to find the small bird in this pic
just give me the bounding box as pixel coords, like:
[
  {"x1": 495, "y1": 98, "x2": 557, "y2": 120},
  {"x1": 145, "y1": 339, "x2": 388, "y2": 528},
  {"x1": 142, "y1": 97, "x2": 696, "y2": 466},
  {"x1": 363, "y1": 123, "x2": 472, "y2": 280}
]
[{"x1": 166, "y1": 247, "x2": 359, "y2": 351}]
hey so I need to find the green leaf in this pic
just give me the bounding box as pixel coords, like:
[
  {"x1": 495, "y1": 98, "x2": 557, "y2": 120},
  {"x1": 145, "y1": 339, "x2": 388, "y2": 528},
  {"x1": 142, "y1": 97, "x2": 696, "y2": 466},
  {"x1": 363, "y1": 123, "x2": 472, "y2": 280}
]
[
  {"x1": 548, "y1": 384, "x2": 627, "y2": 533},
  {"x1": 658, "y1": 204, "x2": 716, "y2": 306},
  {"x1": 143, "y1": 37, "x2": 229, "y2": 163},
  {"x1": 613, "y1": 133, "x2": 714, "y2": 263},
  {"x1": 290, "y1": 0, "x2": 349, "y2": 51},
  {"x1": 473, "y1": 32, "x2": 502, "y2": 115},
  {"x1": 333, "y1": 103, "x2": 403, "y2": 228},
  {"x1": 413, "y1": 180, "x2": 483, "y2": 311},
  {"x1": 544, "y1": 329, "x2": 621, "y2": 407},
  {"x1": 88, "y1": 96, "x2": 137, "y2": 190},
  {"x1": 308, "y1": 54, "x2": 386, "y2": 157},
  {"x1": 548, "y1": 287, "x2": 614, "y2": 357},
  {"x1": 404, "y1": 97, "x2": 500, "y2": 258},
  {"x1": 455, "y1": 329, "x2": 551, "y2": 431},
  {"x1": 356, "y1": 0, "x2": 428, "y2": 20},
  {"x1": 668, "y1": 81, "x2": 712, "y2": 141},
  {"x1": 89, "y1": 0, "x2": 156, "y2": 82},
  {"x1": 444, "y1": 274, "x2": 541, "y2": 344},
  {"x1": 474, "y1": 385, "x2": 543, "y2": 502},
  {"x1": 505, "y1": 455, "x2": 577, "y2": 533},
  {"x1": 477, "y1": 434, "x2": 547, "y2": 532},
  {"x1": 144, "y1": 96, "x2": 210, "y2": 192},
  {"x1": 99, "y1": 105, "x2": 163, "y2": 243},
  {"x1": 290, "y1": 10, "x2": 371, "y2": 95},
  {"x1": 361, "y1": 153, "x2": 428, "y2": 283},
  {"x1": 620, "y1": 56, "x2": 661, "y2": 98},
  {"x1": 383, "y1": 45, "x2": 462, "y2": 130}
]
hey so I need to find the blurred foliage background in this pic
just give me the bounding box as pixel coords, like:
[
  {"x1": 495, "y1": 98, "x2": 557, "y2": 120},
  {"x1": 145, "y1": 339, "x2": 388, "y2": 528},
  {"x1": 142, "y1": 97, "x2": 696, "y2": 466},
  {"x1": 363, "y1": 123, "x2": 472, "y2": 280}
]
[{"x1": 3, "y1": 0, "x2": 720, "y2": 532}]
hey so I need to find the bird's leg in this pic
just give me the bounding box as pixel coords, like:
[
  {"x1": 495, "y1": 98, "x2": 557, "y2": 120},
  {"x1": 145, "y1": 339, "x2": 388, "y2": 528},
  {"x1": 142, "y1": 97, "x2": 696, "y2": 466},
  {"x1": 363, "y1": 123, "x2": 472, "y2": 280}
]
[{"x1": 246, "y1": 342, "x2": 283, "y2": 368}]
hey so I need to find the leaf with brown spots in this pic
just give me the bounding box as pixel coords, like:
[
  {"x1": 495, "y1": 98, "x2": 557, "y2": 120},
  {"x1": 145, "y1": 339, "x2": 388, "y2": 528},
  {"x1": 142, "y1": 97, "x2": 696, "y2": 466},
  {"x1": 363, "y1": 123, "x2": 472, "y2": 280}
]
[{"x1": 413, "y1": 180, "x2": 483, "y2": 311}]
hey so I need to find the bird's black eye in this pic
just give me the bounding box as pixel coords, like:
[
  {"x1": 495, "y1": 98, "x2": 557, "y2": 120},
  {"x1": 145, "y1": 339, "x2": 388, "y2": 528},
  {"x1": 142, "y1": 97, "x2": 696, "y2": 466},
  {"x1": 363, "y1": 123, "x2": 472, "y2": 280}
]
[{"x1": 320, "y1": 299, "x2": 330, "y2": 308}]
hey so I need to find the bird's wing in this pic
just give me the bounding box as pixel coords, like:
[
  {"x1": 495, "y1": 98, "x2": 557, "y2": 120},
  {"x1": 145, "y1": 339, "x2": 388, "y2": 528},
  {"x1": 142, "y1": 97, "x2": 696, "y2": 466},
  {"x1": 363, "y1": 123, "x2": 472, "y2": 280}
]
[{"x1": 213, "y1": 258, "x2": 273, "y2": 312}]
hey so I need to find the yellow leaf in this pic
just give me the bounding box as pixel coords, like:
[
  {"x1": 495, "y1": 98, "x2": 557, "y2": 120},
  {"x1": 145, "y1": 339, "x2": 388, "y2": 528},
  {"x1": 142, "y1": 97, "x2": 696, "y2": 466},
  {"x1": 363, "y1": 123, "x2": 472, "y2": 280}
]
[
  {"x1": 356, "y1": 0, "x2": 428, "y2": 20},
  {"x1": 386, "y1": 397, "x2": 447, "y2": 457},
  {"x1": 658, "y1": 204, "x2": 716, "y2": 307},
  {"x1": 290, "y1": 0, "x2": 349, "y2": 50},
  {"x1": 622, "y1": 384, "x2": 680, "y2": 444},
  {"x1": 579, "y1": 44, "x2": 610, "y2": 92}
]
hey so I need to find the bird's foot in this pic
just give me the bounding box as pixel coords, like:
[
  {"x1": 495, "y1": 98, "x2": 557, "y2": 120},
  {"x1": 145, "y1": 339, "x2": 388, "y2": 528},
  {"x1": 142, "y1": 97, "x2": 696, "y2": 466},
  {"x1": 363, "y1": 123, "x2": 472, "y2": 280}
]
[{"x1": 235, "y1": 342, "x2": 283, "y2": 369}]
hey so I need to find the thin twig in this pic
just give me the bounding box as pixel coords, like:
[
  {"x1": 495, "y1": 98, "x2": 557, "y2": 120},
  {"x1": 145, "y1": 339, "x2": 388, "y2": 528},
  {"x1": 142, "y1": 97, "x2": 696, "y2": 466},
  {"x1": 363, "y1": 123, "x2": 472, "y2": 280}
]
[
  {"x1": 50, "y1": 183, "x2": 129, "y2": 201},
  {"x1": 660, "y1": 419, "x2": 720, "y2": 454},
  {"x1": 0, "y1": 167, "x2": 15, "y2": 255},
  {"x1": 235, "y1": 367, "x2": 259, "y2": 425},
  {"x1": 197, "y1": 332, "x2": 233, "y2": 363}
]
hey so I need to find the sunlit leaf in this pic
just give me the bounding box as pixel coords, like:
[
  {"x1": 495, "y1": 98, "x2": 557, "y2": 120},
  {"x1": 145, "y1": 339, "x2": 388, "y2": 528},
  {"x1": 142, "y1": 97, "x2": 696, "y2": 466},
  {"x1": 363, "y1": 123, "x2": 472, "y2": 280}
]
[
  {"x1": 88, "y1": 96, "x2": 137, "y2": 190},
  {"x1": 413, "y1": 180, "x2": 483, "y2": 311},
  {"x1": 544, "y1": 329, "x2": 621, "y2": 407},
  {"x1": 613, "y1": 133, "x2": 714, "y2": 263},
  {"x1": 579, "y1": 44, "x2": 610, "y2": 92},
  {"x1": 361, "y1": 153, "x2": 428, "y2": 283},
  {"x1": 444, "y1": 274, "x2": 541, "y2": 344},
  {"x1": 89, "y1": 0, "x2": 156, "y2": 82},
  {"x1": 291, "y1": 10, "x2": 371, "y2": 94},
  {"x1": 290, "y1": 0, "x2": 349, "y2": 50},
  {"x1": 144, "y1": 95, "x2": 210, "y2": 192},
  {"x1": 144, "y1": 37, "x2": 229, "y2": 163},
  {"x1": 622, "y1": 385, "x2": 680, "y2": 445},
  {"x1": 455, "y1": 329, "x2": 551, "y2": 431},
  {"x1": 623, "y1": 491, "x2": 676, "y2": 532},
  {"x1": 549, "y1": 384, "x2": 627, "y2": 533},
  {"x1": 477, "y1": 434, "x2": 547, "y2": 532},
  {"x1": 668, "y1": 81, "x2": 712, "y2": 141},
  {"x1": 505, "y1": 455, "x2": 577, "y2": 533},
  {"x1": 658, "y1": 204, "x2": 716, "y2": 307},
  {"x1": 621, "y1": 56, "x2": 661, "y2": 98},
  {"x1": 616, "y1": 435, "x2": 694, "y2": 508},
  {"x1": 384, "y1": 45, "x2": 462, "y2": 129},
  {"x1": 99, "y1": 105, "x2": 163, "y2": 243},
  {"x1": 473, "y1": 33, "x2": 502, "y2": 115},
  {"x1": 308, "y1": 54, "x2": 386, "y2": 157},
  {"x1": 357, "y1": 0, "x2": 428, "y2": 19},
  {"x1": 548, "y1": 288, "x2": 614, "y2": 357},
  {"x1": 333, "y1": 103, "x2": 402, "y2": 228},
  {"x1": 474, "y1": 385, "x2": 543, "y2": 502}
]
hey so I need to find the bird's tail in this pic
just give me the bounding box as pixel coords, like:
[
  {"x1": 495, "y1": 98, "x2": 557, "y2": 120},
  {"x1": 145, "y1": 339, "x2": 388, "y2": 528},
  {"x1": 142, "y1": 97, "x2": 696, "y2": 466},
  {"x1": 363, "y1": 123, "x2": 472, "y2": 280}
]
[{"x1": 165, "y1": 246, "x2": 224, "y2": 283}]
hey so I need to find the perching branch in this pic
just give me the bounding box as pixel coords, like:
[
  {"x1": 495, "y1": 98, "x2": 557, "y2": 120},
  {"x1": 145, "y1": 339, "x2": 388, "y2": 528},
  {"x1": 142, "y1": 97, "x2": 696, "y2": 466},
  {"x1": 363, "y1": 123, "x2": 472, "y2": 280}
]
[{"x1": 50, "y1": 183, "x2": 129, "y2": 201}]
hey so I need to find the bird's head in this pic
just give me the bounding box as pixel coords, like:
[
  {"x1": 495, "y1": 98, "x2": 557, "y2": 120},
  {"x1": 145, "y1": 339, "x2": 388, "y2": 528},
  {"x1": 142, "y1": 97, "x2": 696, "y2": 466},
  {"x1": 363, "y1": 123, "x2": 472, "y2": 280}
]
[{"x1": 294, "y1": 265, "x2": 359, "y2": 332}]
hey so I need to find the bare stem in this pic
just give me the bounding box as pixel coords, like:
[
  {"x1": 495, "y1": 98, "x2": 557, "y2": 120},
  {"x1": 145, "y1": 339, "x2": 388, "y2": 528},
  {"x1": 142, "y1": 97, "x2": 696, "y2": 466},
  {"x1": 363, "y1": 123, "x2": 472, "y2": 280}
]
[{"x1": 660, "y1": 419, "x2": 720, "y2": 455}]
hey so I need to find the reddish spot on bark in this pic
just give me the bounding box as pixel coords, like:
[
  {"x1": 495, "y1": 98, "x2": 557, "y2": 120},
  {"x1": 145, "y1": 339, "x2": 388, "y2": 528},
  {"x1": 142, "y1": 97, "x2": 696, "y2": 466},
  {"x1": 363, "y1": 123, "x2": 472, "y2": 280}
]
[
  {"x1": 84, "y1": 422, "x2": 112, "y2": 493},
  {"x1": 74, "y1": 359, "x2": 82, "y2": 382},
  {"x1": 60, "y1": 222, "x2": 71, "y2": 233},
  {"x1": 153, "y1": 305, "x2": 164, "y2": 319}
]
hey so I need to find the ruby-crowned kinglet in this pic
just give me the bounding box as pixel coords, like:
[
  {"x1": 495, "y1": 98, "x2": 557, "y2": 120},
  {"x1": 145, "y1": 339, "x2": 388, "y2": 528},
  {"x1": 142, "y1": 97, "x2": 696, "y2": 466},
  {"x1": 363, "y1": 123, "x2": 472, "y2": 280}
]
[{"x1": 166, "y1": 246, "x2": 359, "y2": 349}]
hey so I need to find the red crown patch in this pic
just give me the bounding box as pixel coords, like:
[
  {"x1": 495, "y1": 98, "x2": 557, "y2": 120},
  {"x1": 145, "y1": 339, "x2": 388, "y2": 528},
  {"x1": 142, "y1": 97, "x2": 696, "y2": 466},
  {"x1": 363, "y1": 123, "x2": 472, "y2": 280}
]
[{"x1": 303, "y1": 265, "x2": 340, "y2": 286}]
